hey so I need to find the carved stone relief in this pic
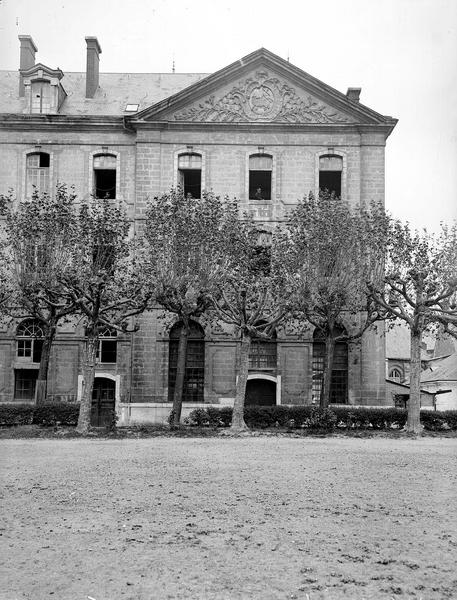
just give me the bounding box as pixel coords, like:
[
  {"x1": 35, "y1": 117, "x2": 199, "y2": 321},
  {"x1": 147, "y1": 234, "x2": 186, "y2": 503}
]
[{"x1": 174, "y1": 71, "x2": 351, "y2": 124}]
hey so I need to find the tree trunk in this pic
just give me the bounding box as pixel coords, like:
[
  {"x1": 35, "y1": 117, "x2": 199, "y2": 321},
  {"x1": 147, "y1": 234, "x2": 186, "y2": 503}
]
[
  {"x1": 35, "y1": 324, "x2": 56, "y2": 406},
  {"x1": 77, "y1": 333, "x2": 98, "y2": 434},
  {"x1": 231, "y1": 333, "x2": 251, "y2": 431},
  {"x1": 171, "y1": 319, "x2": 189, "y2": 427},
  {"x1": 406, "y1": 326, "x2": 423, "y2": 434},
  {"x1": 320, "y1": 333, "x2": 335, "y2": 408}
]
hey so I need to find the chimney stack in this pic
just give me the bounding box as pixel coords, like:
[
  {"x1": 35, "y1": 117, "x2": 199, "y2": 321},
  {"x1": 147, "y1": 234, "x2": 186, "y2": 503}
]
[
  {"x1": 85, "y1": 36, "x2": 102, "y2": 98},
  {"x1": 18, "y1": 35, "x2": 38, "y2": 96},
  {"x1": 346, "y1": 87, "x2": 361, "y2": 102}
]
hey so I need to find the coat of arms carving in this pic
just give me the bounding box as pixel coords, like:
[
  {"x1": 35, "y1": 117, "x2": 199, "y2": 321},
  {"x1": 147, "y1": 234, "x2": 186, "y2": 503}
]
[{"x1": 174, "y1": 71, "x2": 350, "y2": 124}]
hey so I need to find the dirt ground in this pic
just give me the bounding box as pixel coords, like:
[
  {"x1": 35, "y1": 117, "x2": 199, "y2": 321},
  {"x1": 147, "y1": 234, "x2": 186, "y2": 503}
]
[{"x1": 1, "y1": 437, "x2": 456, "y2": 600}]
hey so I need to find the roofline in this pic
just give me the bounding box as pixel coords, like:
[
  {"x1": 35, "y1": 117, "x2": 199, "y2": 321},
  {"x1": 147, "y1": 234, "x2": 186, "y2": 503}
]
[{"x1": 129, "y1": 47, "x2": 397, "y2": 127}]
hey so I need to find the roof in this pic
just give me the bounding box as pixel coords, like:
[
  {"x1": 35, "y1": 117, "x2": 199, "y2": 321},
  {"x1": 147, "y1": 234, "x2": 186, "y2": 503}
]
[
  {"x1": 0, "y1": 48, "x2": 397, "y2": 129},
  {"x1": 0, "y1": 71, "x2": 208, "y2": 116},
  {"x1": 421, "y1": 354, "x2": 457, "y2": 383},
  {"x1": 386, "y1": 379, "x2": 435, "y2": 396}
]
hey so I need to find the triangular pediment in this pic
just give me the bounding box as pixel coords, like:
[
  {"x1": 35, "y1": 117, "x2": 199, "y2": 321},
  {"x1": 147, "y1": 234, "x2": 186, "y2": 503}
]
[{"x1": 130, "y1": 49, "x2": 395, "y2": 128}]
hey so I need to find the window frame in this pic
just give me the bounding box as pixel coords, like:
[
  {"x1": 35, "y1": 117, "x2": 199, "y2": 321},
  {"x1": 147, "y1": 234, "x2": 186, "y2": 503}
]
[
  {"x1": 95, "y1": 326, "x2": 118, "y2": 364},
  {"x1": 16, "y1": 319, "x2": 45, "y2": 364},
  {"x1": 247, "y1": 153, "x2": 274, "y2": 201},
  {"x1": 315, "y1": 150, "x2": 346, "y2": 200},
  {"x1": 168, "y1": 320, "x2": 205, "y2": 403},
  {"x1": 89, "y1": 151, "x2": 121, "y2": 201},
  {"x1": 174, "y1": 151, "x2": 204, "y2": 199},
  {"x1": 25, "y1": 151, "x2": 51, "y2": 197}
]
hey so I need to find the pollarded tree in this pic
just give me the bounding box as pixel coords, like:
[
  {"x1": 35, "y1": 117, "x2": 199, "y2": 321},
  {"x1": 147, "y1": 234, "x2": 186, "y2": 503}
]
[
  {"x1": 142, "y1": 189, "x2": 229, "y2": 427},
  {"x1": 1, "y1": 186, "x2": 78, "y2": 404},
  {"x1": 281, "y1": 193, "x2": 388, "y2": 408},
  {"x1": 368, "y1": 220, "x2": 457, "y2": 433},
  {"x1": 61, "y1": 198, "x2": 151, "y2": 433},
  {"x1": 209, "y1": 205, "x2": 292, "y2": 431}
]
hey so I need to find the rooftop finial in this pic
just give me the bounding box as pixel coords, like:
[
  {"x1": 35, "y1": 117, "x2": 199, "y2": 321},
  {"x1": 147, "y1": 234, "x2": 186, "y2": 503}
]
[{"x1": 172, "y1": 52, "x2": 175, "y2": 73}]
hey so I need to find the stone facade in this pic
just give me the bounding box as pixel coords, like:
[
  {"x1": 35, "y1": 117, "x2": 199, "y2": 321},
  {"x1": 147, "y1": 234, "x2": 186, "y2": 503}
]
[{"x1": 0, "y1": 38, "x2": 397, "y2": 423}]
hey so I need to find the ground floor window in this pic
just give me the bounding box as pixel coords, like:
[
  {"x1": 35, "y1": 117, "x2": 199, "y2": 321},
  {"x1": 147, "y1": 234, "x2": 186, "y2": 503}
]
[
  {"x1": 168, "y1": 321, "x2": 205, "y2": 402},
  {"x1": 14, "y1": 369, "x2": 38, "y2": 400},
  {"x1": 312, "y1": 331, "x2": 348, "y2": 403}
]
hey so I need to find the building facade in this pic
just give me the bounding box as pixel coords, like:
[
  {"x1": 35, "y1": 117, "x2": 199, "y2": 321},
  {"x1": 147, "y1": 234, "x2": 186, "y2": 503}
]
[{"x1": 0, "y1": 36, "x2": 397, "y2": 424}]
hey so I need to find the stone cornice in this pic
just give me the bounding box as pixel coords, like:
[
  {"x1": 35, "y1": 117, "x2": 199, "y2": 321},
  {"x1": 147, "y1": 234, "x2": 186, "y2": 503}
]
[
  {"x1": 0, "y1": 114, "x2": 127, "y2": 132},
  {"x1": 128, "y1": 119, "x2": 398, "y2": 139}
]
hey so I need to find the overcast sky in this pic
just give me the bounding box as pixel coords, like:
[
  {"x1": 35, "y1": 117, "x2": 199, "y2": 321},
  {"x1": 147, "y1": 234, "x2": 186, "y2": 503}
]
[{"x1": 1, "y1": 0, "x2": 456, "y2": 231}]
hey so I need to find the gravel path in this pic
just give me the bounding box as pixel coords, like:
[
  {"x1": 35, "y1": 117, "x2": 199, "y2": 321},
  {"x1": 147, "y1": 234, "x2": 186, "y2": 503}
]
[{"x1": 1, "y1": 437, "x2": 456, "y2": 600}]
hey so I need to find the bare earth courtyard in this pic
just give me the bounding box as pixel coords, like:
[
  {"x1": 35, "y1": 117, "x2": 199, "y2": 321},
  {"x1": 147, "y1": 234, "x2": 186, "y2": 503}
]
[{"x1": 1, "y1": 437, "x2": 456, "y2": 600}]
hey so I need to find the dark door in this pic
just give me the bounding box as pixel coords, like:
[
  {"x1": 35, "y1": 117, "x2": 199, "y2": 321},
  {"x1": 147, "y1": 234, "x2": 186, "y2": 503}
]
[
  {"x1": 91, "y1": 378, "x2": 116, "y2": 427},
  {"x1": 245, "y1": 379, "x2": 276, "y2": 406}
]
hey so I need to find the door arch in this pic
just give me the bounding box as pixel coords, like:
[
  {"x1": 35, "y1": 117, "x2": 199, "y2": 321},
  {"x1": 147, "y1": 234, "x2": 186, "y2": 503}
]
[{"x1": 91, "y1": 377, "x2": 116, "y2": 427}]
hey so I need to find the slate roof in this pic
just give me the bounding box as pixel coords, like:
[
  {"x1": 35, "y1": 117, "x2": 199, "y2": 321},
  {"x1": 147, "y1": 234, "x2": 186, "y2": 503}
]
[
  {"x1": 421, "y1": 354, "x2": 457, "y2": 383},
  {"x1": 0, "y1": 71, "x2": 208, "y2": 116}
]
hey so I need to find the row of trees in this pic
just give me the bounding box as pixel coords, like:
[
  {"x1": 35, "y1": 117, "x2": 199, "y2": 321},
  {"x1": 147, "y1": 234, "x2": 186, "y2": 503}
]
[{"x1": 0, "y1": 186, "x2": 456, "y2": 434}]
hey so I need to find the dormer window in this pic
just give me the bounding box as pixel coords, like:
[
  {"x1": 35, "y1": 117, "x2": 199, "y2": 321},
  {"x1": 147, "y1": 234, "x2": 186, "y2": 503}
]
[
  {"x1": 31, "y1": 80, "x2": 51, "y2": 114},
  {"x1": 21, "y1": 64, "x2": 66, "y2": 115}
]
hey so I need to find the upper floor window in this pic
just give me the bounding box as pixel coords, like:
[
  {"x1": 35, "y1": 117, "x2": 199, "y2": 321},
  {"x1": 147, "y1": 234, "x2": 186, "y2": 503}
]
[
  {"x1": 96, "y1": 326, "x2": 117, "y2": 364},
  {"x1": 93, "y1": 154, "x2": 117, "y2": 199},
  {"x1": 16, "y1": 319, "x2": 44, "y2": 363},
  {"x1": 178, "y1": 153, "x2": 201, "y2": 198},
  {"x1": 249, "y1": 326, "x2": 277, "y2": 370},
  {"x1": 319, "y1": 155, "x2": 342, "y2": 198},
  {"x1": 31, "y1": 80, "x2": 52, "y2": 114},
  {"x1": 249, "y1": 154, "x2": 272, "y2": 200},
  {"x1": 26, "y1": 152, "x2": 50, "y2": 196}
]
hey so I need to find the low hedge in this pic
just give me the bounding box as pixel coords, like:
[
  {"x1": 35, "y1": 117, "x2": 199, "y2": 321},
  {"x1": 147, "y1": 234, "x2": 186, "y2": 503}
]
[
  {"x1": 0, "y1": 404, "x2": 35, "y2": 426},
  {"x1": 33, "y1": 402, "x2": 80, "y2": 426},
  {"x1": 186, "y1": 405, "x2": 457, "y2": 431},
  {"x1": 0, "y1": 402, "x2": 80, "y2": 427}
]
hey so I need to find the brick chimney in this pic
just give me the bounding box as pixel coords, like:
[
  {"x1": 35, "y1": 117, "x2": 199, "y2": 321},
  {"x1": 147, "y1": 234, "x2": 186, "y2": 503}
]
[
  {"x1": 346, "y1": 87, "x2": 361, "y2": 102},
  {"x1": 85, "y1": 36, "x2": 102, "y2": 98},
  {"x1": 18, "y1": 35, "x2": 38, "y2": 96}
]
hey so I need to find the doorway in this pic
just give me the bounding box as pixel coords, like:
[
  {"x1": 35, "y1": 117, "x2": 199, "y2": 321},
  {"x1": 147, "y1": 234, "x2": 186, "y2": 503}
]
[
  {"x1": 245, "y1": 378, "x2": 276, "y2": 406},
  {"x1": 91, "y1": 377, "x2": 116, "y2": 427}
]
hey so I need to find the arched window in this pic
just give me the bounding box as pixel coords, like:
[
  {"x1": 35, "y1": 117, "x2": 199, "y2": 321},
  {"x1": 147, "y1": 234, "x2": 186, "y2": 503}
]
[
  {"x1": 319, "y1": 154, "x2": 342, "y2": 198},
  {"x1": 389, "y1": 367, "x2": 403, "y2": 383},
  {"x1": 178, "y1": 153, "x2": 202, "y2": 198},
  {"x1": 312, "y1": 327, "x2": 348, "y2": 403},
  {"x1": 16, "y1": 319, "x2": 45, "y2": 363},
  {"x1": 249, "y1": 325, "x2": 277, "y2": 370},
  {"x1": 168, "y1": 321, "x2": 205, "y2": 402},
  {"x1": 96, "y1": 326, "x2": 117, "y2": 364},
  {"x1": 93, "y1": 154, "x2": 117, "y2": 199},
  {"x1": 26, "y1": 152, "x2": 50, "y2": 196},
  {"x1": 249, "y1": 154, "x2": 272, "y2": 200}
]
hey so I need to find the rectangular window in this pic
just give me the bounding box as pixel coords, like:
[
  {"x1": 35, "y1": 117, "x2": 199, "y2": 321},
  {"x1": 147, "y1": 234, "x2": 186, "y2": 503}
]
[
  {"x1": 14, "y1": 369, "x2": 38, "y2": 400},
  {"x1": 93, "y1": 155, "x2": 117, "y2": 199},
  {"x1": 98, "y1": 340, "x2": 117, "y2": 363},
  {"x1": 26, "y1": 153, "x2": 50, "y2": 196},
  {"x1": 249, "y1": 171, "x2": 271, "y2": 200},
  {"x1": 319, "y1": 171, "x2": 341, "y2": 197},
  {"x1": 17, "y1": 340, "x2": 32, "y2": 358},
  {"x1": 179, "y1": 169, "x2": 201, "y2": 198},
  {"x1": 31, "y1": 81, "x2": 51, "y2": 114}
]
